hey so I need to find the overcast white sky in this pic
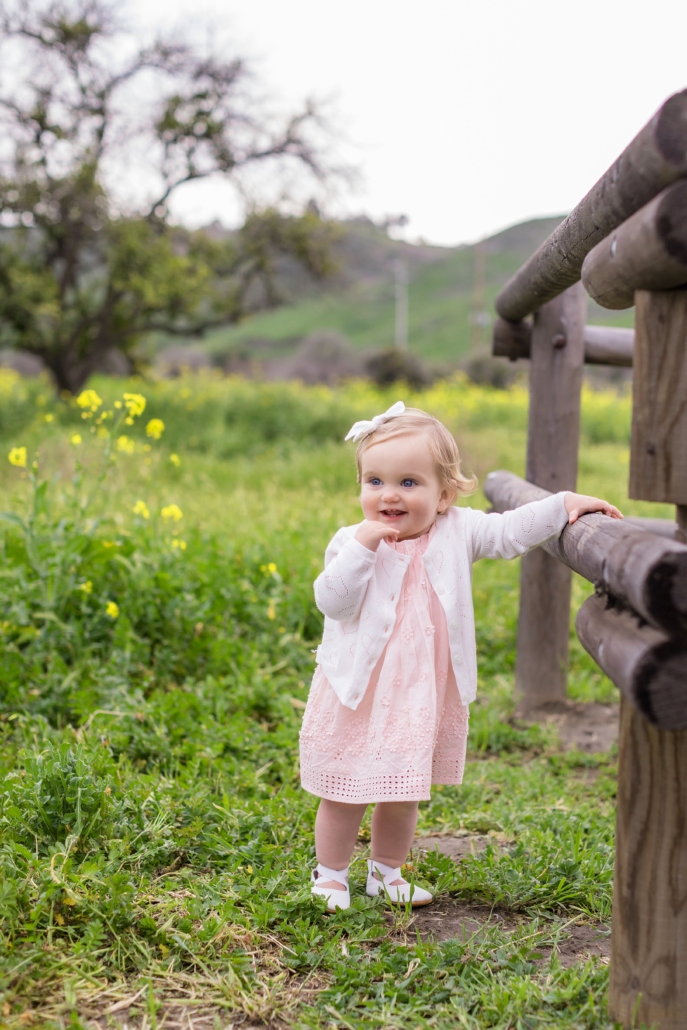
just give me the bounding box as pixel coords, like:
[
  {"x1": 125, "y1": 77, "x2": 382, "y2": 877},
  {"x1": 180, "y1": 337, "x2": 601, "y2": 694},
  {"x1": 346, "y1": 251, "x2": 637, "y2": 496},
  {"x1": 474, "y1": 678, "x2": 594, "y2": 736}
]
[{"x1": 131, "y1": 0, "x2": 687, "y2": 246}]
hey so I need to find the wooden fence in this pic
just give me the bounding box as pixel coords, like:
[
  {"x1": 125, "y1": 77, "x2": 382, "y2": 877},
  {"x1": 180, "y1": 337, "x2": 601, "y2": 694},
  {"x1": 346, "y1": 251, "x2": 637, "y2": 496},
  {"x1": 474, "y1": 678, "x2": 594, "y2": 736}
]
[{"x1": 487, "y1": 89, "x2": 687, "y2": 1030}]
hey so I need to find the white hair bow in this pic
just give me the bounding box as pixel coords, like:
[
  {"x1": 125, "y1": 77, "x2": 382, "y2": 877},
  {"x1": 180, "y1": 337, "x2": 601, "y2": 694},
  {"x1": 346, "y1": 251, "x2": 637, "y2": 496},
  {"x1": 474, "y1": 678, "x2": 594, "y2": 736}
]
[{"x1": 344, "y1": 401, "x2": 406, "y2": 442}]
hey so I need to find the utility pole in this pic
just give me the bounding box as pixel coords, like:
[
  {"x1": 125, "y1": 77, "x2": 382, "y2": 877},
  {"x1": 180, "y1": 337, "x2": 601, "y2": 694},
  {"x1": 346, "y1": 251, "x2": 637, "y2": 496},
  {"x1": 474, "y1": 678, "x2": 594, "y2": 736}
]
[
  {"x1": 470, "y1": 241, "x2": 489, "y2": 350},
  {"x1": 394, "y1": 258, "x2": 408, "y2": 350}
]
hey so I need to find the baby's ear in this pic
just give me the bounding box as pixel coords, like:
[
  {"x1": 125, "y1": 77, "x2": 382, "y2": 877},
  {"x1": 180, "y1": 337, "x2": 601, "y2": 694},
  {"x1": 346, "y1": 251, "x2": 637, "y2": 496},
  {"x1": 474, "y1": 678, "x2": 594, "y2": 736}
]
[{"x1": 439, "y1": 487, "x2": 458, "y2": 513}]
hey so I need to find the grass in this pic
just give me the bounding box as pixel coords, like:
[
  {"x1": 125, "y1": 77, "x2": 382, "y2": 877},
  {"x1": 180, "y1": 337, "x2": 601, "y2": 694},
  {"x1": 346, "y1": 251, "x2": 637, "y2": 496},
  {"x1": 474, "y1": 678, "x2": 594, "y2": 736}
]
[
  {"x1": 193, "y1": 218, "x2": 636, "y2": 367},
  {"x1": 0, "y1": 371, "x2": 670, "y2": 1028}
]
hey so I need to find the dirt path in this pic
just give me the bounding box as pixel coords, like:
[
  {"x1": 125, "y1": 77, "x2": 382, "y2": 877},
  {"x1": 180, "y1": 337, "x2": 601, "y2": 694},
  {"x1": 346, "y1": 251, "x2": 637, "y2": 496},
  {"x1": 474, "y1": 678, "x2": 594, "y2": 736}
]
[
  {"x1": 412, "y1": 832, "x2": 611, "y2": 967},
  {"x1": 523, "y1": 700, "x2": 619, "y2": 753}
]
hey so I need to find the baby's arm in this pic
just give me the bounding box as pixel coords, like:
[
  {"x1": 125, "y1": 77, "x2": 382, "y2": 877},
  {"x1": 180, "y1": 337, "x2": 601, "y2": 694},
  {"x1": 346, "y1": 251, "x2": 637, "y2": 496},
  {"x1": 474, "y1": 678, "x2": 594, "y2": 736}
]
[
  {"x1": 469, "y1": 491, "x2": 622, "y2": 562},
  {"x1": 564, "y1": 492, "x2": 623, "y2": 524},
  {"x1": 314, "y1": 528, "x2": 377, "y2": 622}
]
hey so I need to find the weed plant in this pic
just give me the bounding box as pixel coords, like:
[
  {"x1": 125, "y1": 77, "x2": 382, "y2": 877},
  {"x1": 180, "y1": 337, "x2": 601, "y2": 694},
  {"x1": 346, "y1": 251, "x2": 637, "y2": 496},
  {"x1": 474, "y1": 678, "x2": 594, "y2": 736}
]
[{"x1": 0, "y1": 373, "x2": 661, "y2": 1027}]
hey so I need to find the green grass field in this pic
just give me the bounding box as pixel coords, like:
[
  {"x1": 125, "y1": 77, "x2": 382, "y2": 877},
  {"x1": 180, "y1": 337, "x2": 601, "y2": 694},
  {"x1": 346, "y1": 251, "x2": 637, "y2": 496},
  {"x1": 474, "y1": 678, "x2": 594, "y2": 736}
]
[
  {"x1": 0, "y1": 371, "x2": 669, "y2": 1028},
  {"x1": 198, "y1": 218, "x2": 636, "y2": 367}
]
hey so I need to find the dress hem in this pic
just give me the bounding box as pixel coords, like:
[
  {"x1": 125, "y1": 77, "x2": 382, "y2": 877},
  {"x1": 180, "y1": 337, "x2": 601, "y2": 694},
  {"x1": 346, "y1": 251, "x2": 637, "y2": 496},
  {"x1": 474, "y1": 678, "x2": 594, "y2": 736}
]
[{"x1": 301, "y1": 773, "x2": 464, "y2": 805}]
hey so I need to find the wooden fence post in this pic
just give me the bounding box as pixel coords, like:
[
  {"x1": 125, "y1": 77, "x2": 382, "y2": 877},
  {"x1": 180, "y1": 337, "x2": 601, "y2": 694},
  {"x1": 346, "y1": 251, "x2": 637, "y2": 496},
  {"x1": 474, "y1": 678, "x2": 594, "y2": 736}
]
[
  {"x1": 630, "y1": 288, "x2": 687, "y2": 523},
  {"x1": 608, "y1": 287, "x2": 687, "y2": 1028},
  {"x1": 609, "y1": 696, "x2": 687, "y2": 1029},
  {"x1": 514, "y1": 281, "x2": 586, "y2": 711}
]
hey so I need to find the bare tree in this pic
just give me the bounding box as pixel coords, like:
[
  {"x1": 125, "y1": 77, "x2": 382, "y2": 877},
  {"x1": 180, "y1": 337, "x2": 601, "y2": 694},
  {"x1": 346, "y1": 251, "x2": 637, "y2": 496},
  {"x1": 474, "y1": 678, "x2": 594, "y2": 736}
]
[{"x1": 0, "y1": 0, "x2": 339, "y2": 392}]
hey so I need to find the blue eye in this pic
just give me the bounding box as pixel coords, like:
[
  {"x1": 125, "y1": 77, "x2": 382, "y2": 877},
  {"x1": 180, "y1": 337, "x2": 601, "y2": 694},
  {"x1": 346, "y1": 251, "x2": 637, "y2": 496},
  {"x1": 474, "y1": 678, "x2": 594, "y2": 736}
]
[
  {"x1": 401, "y1": 479, "x2": 415, "y2": 488},
  {"x1": 370, "y1": 477, "x2": 382, "y2": 486}
]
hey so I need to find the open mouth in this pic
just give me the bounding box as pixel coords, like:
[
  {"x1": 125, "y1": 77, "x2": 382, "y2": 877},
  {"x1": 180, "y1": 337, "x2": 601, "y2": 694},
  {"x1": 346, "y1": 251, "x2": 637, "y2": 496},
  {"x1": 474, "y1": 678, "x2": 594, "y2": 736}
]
[{"x1": 380, "y1": 509, "x2": 407, "y2": 519}]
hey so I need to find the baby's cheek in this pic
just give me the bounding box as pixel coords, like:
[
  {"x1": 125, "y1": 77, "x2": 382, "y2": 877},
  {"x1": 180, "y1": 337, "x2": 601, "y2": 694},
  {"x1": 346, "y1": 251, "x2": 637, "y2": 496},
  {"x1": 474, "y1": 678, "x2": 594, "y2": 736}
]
[{"x1": 360, "y1": 494, "x2": 378, "y2": 521}]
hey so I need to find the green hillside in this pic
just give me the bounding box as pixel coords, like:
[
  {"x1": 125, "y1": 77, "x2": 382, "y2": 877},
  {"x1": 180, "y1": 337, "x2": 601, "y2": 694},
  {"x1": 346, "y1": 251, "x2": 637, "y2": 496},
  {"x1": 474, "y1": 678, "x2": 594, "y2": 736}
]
[{"x1": 195, "y1": 216, "x2": 634, "y2": 369}]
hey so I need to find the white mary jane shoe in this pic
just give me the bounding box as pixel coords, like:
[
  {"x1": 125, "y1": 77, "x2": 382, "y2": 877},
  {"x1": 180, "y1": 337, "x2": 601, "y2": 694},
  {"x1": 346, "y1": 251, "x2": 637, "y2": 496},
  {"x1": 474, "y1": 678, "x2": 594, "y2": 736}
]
[
  {"x1": 366, "y1": 859, "x2": 433, "y2": 907},
  {"x1": 310, "y1": 863, "x2": 351, "y2": 912}
]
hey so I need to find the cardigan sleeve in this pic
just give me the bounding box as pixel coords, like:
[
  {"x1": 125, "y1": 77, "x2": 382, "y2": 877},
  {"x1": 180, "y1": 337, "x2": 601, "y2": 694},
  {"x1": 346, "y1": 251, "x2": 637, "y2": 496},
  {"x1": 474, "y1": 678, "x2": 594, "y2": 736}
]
[
  {"x1": 313, "y1": 528, "x2": 377, "y2": 622},
  {"x1": 467, "y1": 493, "x2": 570, "y2": 562}
]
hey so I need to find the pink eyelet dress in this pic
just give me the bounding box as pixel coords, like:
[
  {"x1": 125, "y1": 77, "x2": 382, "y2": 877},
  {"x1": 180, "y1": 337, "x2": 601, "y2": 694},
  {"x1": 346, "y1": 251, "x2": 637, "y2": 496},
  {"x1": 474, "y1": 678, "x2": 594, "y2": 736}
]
[{"x1": 300, "y1": 522, "x2": 470, "y2": 804}]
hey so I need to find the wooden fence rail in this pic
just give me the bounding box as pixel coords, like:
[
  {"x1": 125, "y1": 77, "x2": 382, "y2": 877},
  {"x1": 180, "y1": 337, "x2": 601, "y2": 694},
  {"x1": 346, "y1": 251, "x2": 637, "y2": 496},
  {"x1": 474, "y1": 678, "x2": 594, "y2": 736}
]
[
  {"x1": 495, "y1": 89, "x2": 687, "y2": 321},
  {"x1": 493, "y1": 320, "x2": 634, "y2": 365},
  {"x1": 483, "y1": 470, "x2": 687, "y2": 727},
  {"x1": 483, "y1": 470, "x2": 687, "y2": 635},
  {"x1": 487, "y1": 89, "x2": 687, "y2": 1029}
]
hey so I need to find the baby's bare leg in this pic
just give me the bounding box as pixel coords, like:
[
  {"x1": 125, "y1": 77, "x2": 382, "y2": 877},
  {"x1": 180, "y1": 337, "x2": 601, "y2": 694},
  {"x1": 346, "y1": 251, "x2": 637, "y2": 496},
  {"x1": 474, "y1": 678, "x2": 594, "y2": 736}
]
[
  {"x1": 371, "y1": 801, "x2": 420, "y2": 885},
  {"x1": 315, "y1": 798, "x2": 368, "y2": 888}
]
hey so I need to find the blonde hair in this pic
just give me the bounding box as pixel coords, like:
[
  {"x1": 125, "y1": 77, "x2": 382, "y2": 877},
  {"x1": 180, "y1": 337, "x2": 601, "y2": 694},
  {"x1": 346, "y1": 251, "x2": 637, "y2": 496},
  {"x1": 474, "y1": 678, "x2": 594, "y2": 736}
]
[{"x1": 355, "y1": 407, "x2": 477, "y2": 502}]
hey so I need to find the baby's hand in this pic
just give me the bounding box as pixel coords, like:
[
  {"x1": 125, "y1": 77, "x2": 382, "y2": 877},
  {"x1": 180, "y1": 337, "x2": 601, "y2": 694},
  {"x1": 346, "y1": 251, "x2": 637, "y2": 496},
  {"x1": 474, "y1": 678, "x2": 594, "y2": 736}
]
[
  {"x1": 355, "y1": 520, "x2": 400, "y2": 551},
  {"x1": 564, "y1": 492, "x2": 623, "y2": 524}
]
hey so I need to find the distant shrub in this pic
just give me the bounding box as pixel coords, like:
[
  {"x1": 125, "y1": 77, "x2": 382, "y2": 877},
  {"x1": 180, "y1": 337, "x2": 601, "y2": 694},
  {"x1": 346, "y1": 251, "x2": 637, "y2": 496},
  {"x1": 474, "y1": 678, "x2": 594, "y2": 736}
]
[
  {"x1": 461, "y1": 349, "x2": 519, "y2": 390},
  {"x1": 291, "y1": 331, "x2": 364, "y2": 384},
  {"x1": 365, "y1": 348, "x2": 432, "y2": 390}
]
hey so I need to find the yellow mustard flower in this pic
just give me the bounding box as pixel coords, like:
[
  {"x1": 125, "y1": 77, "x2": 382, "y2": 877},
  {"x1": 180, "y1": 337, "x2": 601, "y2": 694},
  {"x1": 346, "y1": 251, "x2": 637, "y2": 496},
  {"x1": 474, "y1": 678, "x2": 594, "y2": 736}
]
[
  {"x1": 170, "y1": 454, "x2": 181, "y2": 467},
  {"x1": 70, "y1": 434, "x2": 82, "y2": 446},
  {"x1": 171, "y1": 538, "x2": 187, "y2": 551},
  {"x1": 146, "y1": 418, "x2": 164, "y2": 439},
  {"x1": 114, "y1": 400, "x2": 122, "y2": 408},
  {"x1": 44, "y1": 413, "x2": 54, "y2": 423},
  {"x1": 116, "y1": 435, "x2": 134, "y2": 454},
  {"x1": 268, "y1": 562, "x2": 277, "y2": 574},
  {"x1": 8, "y1": 447, "x2": 26, "y2": 468},
  {"x1": 161, "y1": 504, "x2": 183, "y2": 522},
  {"x1": 77, "y1": 389, "x2": 102, "y2": 411},
  {"x1": 97, "y1": 426, "x2": 109, "y2": 439},
  {"x1": 267, "y1": 603, "x2": 276, "y2": 620},
  {"x1": 132, "y1": 500, "x2": 150, "y2": 519},
  {"x1": 106, "y1": 602, "x2": 119, "y2": 619},
  {"x1": 78, "y1": 581, "x2": 93, "y2": 594},
  {"x1": 123, "y1": 393, "x2": 146, "y2": 417}
]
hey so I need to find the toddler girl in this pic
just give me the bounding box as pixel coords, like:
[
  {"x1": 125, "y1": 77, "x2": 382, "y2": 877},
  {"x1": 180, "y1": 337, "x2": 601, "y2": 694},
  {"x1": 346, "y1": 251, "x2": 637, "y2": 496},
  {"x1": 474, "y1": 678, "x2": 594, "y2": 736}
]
[{"x1": 299, "y1": 402, "x2": 621, "y2": 910}]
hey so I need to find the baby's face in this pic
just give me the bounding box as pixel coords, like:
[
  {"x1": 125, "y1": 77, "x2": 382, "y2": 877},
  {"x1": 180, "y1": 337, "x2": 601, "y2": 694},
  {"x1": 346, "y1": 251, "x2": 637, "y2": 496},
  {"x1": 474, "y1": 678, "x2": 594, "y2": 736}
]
[{"x1": 359, "y1": 433, "x2": 451, "y2": 540}]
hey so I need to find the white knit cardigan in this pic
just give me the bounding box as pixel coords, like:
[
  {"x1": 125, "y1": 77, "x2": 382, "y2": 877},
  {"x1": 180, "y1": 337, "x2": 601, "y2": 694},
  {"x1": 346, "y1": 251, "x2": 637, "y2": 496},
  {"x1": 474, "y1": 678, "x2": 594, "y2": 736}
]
[{"x1": 313, "y1": 493, "x2": 569, "y2": 711}]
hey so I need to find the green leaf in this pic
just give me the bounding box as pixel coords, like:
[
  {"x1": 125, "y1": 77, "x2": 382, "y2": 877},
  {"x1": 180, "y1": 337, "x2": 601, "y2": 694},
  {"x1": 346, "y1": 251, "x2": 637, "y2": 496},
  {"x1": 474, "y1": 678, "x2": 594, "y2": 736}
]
[
  {"x1": 0, "y1": 511, "x2": 27, "y2": 530},
  {"x1": 113, "y1": 553, "x2": 137, "y2": 575},
  {"x1": 31, "y1": 611, "x2": 72, "y2": 633},
  {"x1": 33, "y1": 481, "x2": 49, "y2": 517}
]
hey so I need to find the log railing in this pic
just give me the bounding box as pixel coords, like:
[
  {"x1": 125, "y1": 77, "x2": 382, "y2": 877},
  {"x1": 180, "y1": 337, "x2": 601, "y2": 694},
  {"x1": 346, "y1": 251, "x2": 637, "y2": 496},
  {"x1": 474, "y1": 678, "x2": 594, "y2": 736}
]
[
  {"x1": 495, "y1": 90, "x2": 687, "y2": 322},
  {"x1": 493, "y1": 320, "x2": 634, "y2": 366},
  {"x1": 488, "y1": 89, "x2": 687, "y2": 1030},
  {"x1": 484, "y1": 471, "x2": 687, "y2": 727}
]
